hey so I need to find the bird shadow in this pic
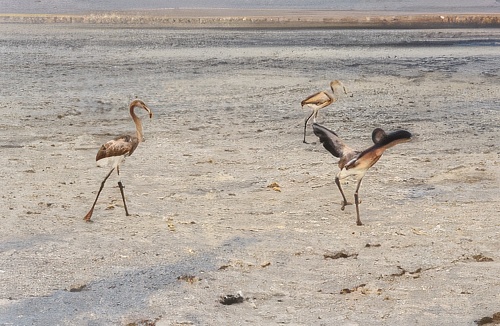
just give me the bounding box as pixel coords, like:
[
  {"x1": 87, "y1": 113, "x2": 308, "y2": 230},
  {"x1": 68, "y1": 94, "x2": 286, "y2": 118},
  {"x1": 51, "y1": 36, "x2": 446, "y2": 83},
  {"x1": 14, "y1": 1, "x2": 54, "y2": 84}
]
[{"x1": 0, "y1": 236, "x2": 257, "y2": 325}]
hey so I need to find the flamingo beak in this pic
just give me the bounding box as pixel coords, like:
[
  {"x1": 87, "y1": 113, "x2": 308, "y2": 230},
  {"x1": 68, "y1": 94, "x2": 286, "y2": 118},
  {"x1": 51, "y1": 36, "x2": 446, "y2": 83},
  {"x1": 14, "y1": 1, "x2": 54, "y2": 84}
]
[{"x1": 143, "y1": 104, "x2": 153, "y2": 119}]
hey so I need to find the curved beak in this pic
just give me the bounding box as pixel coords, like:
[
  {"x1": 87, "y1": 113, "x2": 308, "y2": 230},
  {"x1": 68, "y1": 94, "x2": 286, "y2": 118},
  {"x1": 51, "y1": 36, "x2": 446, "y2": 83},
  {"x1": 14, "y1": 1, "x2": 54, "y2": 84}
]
[{"x1": 143, "y1": 105, "x2": 153, "y2": 119}]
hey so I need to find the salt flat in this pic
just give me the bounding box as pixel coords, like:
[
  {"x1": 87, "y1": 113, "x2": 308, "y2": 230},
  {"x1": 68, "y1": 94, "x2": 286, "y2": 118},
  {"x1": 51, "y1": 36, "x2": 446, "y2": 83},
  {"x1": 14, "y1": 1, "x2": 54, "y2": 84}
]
[{"x1": 0, "y1": 24, "x2": 499, "y2": 325}]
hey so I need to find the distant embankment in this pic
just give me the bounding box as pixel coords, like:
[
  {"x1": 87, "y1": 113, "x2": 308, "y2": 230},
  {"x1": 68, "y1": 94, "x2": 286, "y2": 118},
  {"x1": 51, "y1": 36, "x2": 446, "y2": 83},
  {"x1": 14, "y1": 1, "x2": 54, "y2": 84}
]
[{"x1": 1, "y1": 10, "x2": 500, "y2": 28}]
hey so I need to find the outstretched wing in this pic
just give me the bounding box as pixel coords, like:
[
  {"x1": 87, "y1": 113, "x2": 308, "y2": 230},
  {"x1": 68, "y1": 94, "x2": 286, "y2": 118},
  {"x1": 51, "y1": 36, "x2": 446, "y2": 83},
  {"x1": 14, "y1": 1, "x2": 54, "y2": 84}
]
[
  {"x1": 96, "y1": 134, "x2": 138, "y2": 161},
  {"x1": 312, "y1": 123, "x2": 355, "y2": 159},
  {"x1": 349, "y1": 129, "x2": 412, "y2": 170}
]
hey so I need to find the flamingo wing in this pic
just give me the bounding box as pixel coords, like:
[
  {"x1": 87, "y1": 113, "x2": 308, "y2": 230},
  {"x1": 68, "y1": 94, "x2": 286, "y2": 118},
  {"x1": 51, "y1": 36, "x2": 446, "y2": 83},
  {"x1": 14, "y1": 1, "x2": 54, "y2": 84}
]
[
  {"x1": 301, "y1": 91, "x2": 334, "y2": 108},
  {"x1": 312, "y1": 123, "x2": 356, "y2": 159},
  {"x1": 371, "y1": 128, "x2": 387, "y2": 144},
  {"x1": 348, "y1": 129, "x2": 412, "y2": 170},
  {"x1": 96, "y1": 134, "x2": 139, "y2": 161}
]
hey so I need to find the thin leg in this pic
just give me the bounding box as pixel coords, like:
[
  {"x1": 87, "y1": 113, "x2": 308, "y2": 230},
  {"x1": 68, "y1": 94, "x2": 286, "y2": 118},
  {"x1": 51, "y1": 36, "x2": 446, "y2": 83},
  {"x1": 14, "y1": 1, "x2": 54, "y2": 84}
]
[
  {"x1": 312, "y1": 109, "x2": 319, "y2": 123},
  {"x1": 354, "y1": 178, "x2": 364, "y2": 226},
  {"x1": 118, "y1": 181, "x2": 130, "y2": 216},
  {"x1": 335, "y1": 176, "x2": 351, "y2": 210},
  {"x1": 303, "y1": 110, "x2": 315, "y2": 143},
  {"x1": 84, "y1": 168, "x2": 115, "y2": 222}
]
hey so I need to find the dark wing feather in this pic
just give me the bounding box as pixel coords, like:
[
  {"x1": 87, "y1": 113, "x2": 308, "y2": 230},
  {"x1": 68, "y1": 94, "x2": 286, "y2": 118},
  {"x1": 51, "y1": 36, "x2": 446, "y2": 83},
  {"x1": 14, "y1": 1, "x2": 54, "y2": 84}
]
[
  {"x1": 378, "y1": 130, "x2": 412, "y2": 148},
  {"x1": 371, "y1": 128, "x2": 386, "y2": 144},
  {"x1": 312, "y1": 123, "x2": 354, "y2": 158}
]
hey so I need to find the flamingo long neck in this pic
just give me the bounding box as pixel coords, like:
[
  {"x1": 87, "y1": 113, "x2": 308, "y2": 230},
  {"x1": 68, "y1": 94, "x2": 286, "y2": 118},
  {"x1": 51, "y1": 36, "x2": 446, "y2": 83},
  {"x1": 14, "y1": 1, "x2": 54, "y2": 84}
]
[
  {"x1": 130, "y1": 104, "x2": 144, "y2": 142},
  {"x1": 330, "y1": 84, "x2": 340, "y2": 96},
  {"x1": 328, "y1": 86, "x2": 339, "y2": 101},
  {"x1": 330, "y1": 82, "x2": 347, "y2": 97}
]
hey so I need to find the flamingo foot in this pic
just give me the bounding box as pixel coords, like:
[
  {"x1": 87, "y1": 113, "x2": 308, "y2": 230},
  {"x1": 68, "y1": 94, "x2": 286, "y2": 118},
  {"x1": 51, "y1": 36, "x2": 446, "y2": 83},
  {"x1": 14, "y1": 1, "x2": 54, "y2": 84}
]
[
  {"x1": 341, "y1": 201, "x2": 353, "y2": 211},
  {"x1": 83, "y1": 209, "x2": 94, "y2": 222}
]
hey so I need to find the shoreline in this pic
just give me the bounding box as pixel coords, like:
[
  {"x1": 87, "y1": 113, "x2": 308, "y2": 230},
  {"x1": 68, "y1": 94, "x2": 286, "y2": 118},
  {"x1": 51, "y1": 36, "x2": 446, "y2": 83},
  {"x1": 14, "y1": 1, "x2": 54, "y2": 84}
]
[{"x1": 1, "y1": 10, "x2": 500, "y2": 28}]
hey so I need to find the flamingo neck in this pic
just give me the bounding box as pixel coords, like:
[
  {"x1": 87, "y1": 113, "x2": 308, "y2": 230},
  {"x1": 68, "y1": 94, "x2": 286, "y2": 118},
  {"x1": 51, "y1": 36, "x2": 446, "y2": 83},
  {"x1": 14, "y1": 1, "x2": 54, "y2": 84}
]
[
  {"x1": 130, "y1": 104, "x2": 144, "y2": 142},
  {"x1": 331, "y1": 85, "x2": 340, "y2": 96},
  {"x1": 330, "y1": 82, "x2": 346, "y2": 97}
]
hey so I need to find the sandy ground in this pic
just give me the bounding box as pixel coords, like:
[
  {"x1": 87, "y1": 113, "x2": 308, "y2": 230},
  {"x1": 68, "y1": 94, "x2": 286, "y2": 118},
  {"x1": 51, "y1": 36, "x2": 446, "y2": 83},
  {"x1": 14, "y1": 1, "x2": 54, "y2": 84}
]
[{"x1": 0, "y1": 24, "x2": 499, "y2": 325}]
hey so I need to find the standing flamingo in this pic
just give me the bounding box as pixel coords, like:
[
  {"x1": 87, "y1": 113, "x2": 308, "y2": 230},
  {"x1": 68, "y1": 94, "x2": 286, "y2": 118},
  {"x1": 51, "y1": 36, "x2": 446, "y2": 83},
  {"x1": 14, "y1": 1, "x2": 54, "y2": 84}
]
[
  {"x1": 301, "y1": 80, "x2": 349, "y2": 143},
  {"x1": 312, "y1": 123, "x2": 411, "y2": 226},
  {"x1": 84, "y1": 99, "x2": 153, "y2": 222}
]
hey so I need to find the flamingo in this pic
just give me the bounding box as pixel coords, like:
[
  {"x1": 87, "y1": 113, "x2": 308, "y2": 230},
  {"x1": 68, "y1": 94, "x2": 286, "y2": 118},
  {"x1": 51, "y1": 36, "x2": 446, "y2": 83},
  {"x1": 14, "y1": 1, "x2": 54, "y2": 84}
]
[
  {"x1": 312, "y1": 123, "x2": 412, "y2": 226},
  {"x1": 301, "y1": 80, "x2": 349, "y2": 143},
  {"x1": 84, "y1": 99, "x2": 153, "y2": 222}
]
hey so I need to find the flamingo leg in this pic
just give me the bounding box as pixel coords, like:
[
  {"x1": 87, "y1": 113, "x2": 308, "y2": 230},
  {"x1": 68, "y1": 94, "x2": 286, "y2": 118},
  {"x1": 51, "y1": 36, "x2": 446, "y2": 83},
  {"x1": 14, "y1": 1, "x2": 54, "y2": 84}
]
[
  {"x1": 84, "y1": 167, "x2": 115, "y2": 222},
  {"x1": 303, "y1": 110, "x2": 315, "y2": 143},
  {"x1": 118, "y1": 181, "x2": 130, "y2": 216},
  {"x1": 312, "y1": 109, "x2": 319, "y2": 123},
  {"x1": 354, "y1": 177, "x2": 364, "y2": 226},
  {"x1": 335, "y1": 175, "x2": 352, "y2": 211},
  {"x1": 115, "y1": 162, "x2": 130, "y2": 215}
]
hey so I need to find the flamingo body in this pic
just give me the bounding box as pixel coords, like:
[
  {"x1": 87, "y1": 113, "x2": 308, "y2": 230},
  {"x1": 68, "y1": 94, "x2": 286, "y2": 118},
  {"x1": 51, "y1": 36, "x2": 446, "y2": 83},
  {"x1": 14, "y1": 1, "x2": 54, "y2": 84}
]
[
  {"x1": 312, "y1": 123, "x2": 411, "y2": 225},
  {"x1": 96, "y1": 134, "x2": 139, "y2": 162},
  {"x1": 301, "y1": 80, "x2": 349, "y2": 143}
]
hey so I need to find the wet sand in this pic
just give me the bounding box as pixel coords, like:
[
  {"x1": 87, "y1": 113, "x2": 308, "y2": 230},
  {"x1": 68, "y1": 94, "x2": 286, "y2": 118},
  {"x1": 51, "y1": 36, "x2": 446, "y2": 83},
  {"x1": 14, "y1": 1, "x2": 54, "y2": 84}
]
[{"x1": 0, "y1": 23, "x2": 499, "y2": 325}]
